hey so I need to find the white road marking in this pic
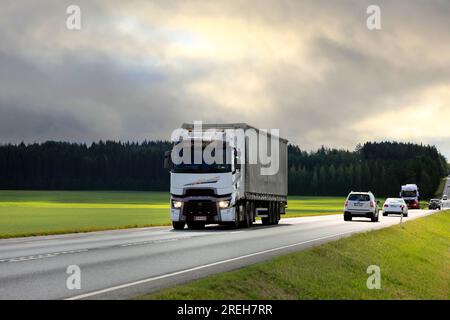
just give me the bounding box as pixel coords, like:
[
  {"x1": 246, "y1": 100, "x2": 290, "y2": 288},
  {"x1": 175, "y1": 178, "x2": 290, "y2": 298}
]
[
  {"x1": 65, "y1": 229, "x2": 361, "y2": 300},
  {"x1": 0, "y1": 249, "x2": 88, "y2": 263},
  {"x1": 0, "y1": 234, "x2": 214, "y2": 262}
]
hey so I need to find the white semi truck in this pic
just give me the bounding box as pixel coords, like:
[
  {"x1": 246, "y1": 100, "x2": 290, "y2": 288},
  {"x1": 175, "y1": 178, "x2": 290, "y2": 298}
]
[{"x1": 164, "y1": 123, "x2": 288, "y2": 230}]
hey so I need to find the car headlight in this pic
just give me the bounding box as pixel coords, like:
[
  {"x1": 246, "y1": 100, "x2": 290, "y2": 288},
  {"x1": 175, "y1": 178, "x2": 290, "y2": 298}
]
[
  {"x1": 218, "y1": 200, "x2": 230, "y2": 209},
  {"x1": 172, "y1": 200, "x2": 182, "y2": 209}
]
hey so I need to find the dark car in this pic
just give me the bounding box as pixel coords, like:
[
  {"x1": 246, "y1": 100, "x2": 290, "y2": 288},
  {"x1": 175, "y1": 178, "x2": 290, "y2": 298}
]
[{"x1": 428, "y1": 199, "x2": 441, "y2": 210}]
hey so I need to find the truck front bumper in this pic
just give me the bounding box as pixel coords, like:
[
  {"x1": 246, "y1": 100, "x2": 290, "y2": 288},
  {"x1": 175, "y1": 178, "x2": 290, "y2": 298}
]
[
  {"x1": 406, "y1": 202, "x2": 420, "y2": 209},
  {"x1": 171, "y1": 208, "x2": 184, "y2": 222},
  {"x1": 170, "y1": 198, "x2": 236, "y2": 223}
]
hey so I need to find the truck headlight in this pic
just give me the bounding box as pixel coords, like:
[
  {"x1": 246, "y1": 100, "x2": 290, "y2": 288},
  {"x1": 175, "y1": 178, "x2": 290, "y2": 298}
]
[
  {"x1": 172, "y1": 200, "x2": 182, "y2": 208},
  {"x1": 218, "y1": 200, "x2": 230, "y2": 209}
]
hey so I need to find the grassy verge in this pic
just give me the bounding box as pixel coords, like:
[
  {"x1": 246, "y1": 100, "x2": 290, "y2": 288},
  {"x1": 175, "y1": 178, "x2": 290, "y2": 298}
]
[
  {"x1": 0, "y1": 191, "x2": 344, "y2": 238},
  {"x1": 140, "y1": 211, "x2": 450, "y2": 300}
]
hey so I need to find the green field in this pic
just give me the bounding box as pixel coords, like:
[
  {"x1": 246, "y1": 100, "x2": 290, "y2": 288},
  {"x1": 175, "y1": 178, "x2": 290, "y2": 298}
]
[
  {"x1": 0, "y1": 191, "x2": 344, "y2": 238},
  {"x1": 140, "y1": 211, "x2": 450, "y2": 300}
]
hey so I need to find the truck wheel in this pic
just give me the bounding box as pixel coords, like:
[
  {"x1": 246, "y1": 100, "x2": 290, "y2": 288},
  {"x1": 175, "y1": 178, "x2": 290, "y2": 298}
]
[
  {"x1": 231, "y1": 205, "x2": 240, "y2": 229},
  {"x1": 172, "y1": 222, "x2": 185, "y2": 230},
  {"x1": 242, "y1": 212, "x2": 251, "y2": 228},
  {"x1": 241, "y1": 203, "x2": 251, "y2": 228}
]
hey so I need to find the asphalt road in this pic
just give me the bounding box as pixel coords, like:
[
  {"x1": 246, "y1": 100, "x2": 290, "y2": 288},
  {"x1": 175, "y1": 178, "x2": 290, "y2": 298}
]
[
  {"x1": 442, "y1": 177, "x2": 450, "y2": 208},
  {"x1": 0, "y1": 209, "x2": 437, "y2": 300}
]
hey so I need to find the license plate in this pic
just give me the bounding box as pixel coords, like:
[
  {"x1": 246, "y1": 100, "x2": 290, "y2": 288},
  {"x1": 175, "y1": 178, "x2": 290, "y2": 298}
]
[
  {"x1": 194, "y1": 216, "x2": 207, "y2": 221},
  {"x1": 354, "y1": 202, "x2": 363, "y2": 207}
]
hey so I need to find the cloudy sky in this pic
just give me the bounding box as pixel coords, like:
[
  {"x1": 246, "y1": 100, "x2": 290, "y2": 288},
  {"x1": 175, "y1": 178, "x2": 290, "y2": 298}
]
[{"x1": 1, "y1": 0, "x2": 449, "y2": 158}]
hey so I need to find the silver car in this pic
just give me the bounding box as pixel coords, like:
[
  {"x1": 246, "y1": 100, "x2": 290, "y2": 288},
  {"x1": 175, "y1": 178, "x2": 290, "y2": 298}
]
[
  {"x1": 382, "y1": 198, "x2": 408, "y2": 217},
  {"x1": 344, "y1": 191, "x2": 379, "y2": 222}
]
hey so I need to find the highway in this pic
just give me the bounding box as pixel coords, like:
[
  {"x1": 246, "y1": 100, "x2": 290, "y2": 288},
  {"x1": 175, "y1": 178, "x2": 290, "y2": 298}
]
[
  {"x1": 442, "y1": 177, "x2": 450, "y2": 209},
  {"x1": 440, "y1": 177, "x2": 450, "y2": 208},
  {"x1": 0, "y1": 207, "x2": 439, "y2": 300}
]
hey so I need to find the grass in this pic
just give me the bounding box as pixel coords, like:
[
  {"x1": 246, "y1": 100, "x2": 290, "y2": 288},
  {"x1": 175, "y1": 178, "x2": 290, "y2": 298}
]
[
  {"x1": 140, "y1": 211, "x2": 450, "y2": 300},
  {"x1": 0, "y1": 191, "x2": 170, "y2": 238},
  {"x1": 0, "y1": 191, "x2": 343, "y2": 238},
  {"x1": 285, "y1": 196, "x2": 343, "y2": 217}
]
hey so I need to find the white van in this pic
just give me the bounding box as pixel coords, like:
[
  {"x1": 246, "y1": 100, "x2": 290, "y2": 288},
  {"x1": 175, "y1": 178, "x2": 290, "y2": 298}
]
[{"x1": 344, "y1": 191, "x2": 379, "y2": 222}]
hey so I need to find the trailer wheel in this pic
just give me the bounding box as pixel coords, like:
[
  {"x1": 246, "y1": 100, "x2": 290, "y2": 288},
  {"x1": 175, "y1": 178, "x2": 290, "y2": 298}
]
[
  {"x1": 268, "y1": 201, "x2": 273, "y2": 225},
  {"x1": 273, "y1": 202, "x2": 280, "y2": 225},
  {"x1": 267, "y1": 201, "x2": 276, "y2": 225},
  {"x1": 250, "y1": 201, "x2": 255, "y2": 224},
  {"x1": 270, "y1": 201, "x2": 279, "y2": 225},
  {"x1": 261, "y1": 202, "x2": 270, "y2": 225}
]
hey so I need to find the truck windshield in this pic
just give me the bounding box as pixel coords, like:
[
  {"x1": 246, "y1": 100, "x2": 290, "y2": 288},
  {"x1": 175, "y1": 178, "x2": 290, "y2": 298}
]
[
  {"x1": 172, "y1": 143, "x2": 232, "y2": 174},
  {"x1": 173, "y1": 162, "x2": 231, "y2": 173},
  {"x1": 401, "y1": 190, "x2": 417, "y2": 197}
]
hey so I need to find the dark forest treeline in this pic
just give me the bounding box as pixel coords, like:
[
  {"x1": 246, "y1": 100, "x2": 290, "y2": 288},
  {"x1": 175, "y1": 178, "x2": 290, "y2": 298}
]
[
  {"x1": 0, "y1": 141, "x2": 172, "y2": 191},
  {"x1": 0, "y1": 140, "x2": 447, "y2": 198},
  {"x1": 288, "y1": 142, "x2": 448, "y2": 198}
]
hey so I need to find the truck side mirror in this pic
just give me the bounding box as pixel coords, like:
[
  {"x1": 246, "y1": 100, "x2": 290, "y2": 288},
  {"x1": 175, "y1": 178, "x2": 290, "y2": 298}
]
[{"x1": 164, "y1": 150, "x2": 173, "y2": 170}]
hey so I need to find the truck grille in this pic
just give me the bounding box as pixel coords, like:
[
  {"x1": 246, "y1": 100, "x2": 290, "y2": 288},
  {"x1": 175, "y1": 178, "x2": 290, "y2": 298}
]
[
  {"x1": 184, "y1": 188, "x2": 216, "y2": 197},
  {"x1": 183, "y1": 201, "x2": 217, "y2": 216}
]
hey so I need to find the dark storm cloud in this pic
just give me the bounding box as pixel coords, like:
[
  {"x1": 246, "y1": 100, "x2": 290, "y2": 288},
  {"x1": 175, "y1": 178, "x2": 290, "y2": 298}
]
[{"x1": 0, "y1": 0, "x2": 449, "y2": 158}]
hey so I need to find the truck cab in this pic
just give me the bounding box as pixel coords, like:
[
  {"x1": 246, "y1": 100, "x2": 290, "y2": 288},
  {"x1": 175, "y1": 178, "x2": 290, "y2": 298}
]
[{"x1": 400, "y1": 184, "x2": 420, "y2": 209}]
